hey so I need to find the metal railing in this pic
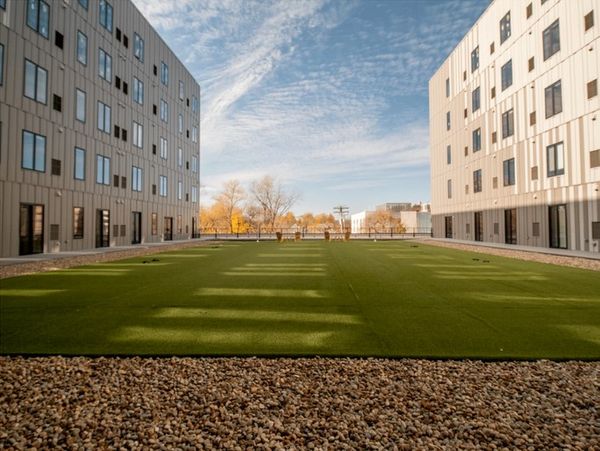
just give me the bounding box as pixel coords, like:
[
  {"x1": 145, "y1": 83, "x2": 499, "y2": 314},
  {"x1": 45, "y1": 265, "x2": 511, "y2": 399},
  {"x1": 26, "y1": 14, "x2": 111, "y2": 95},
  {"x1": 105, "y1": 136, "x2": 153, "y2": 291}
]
[{"x1": 199, "y1": 228, "x2": 433, "y2": 241}]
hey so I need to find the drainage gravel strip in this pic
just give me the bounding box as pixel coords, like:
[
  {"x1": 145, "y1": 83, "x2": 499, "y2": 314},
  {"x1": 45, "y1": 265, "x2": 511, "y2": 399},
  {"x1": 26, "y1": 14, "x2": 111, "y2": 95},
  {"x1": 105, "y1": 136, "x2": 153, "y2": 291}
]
[{"x1": 1, "y1": 357, "x2": 598, "y2": 449}]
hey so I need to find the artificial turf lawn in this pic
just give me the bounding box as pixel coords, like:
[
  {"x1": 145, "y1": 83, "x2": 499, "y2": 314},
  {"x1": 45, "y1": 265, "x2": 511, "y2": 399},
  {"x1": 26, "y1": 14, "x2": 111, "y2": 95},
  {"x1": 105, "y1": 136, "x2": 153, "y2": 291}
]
[{"x1": 0, "y1": 241, "x2": 599, "y2": 359}]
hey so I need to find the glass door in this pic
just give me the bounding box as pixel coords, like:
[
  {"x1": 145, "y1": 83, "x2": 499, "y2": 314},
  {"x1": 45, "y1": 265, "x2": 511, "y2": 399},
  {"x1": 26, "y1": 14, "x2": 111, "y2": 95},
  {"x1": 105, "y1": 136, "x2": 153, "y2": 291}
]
[
  {"x1": 131, "y1": 211, "x2": 142, "y2": 244},
  {"x1": 444, "y1": 216, "x2": 453, "y2": 238},
  {"x1": 549, "y1": 205, "x2": 567, "y2": 249},
  {"x1": 95, "y1": 209, "x2": 110, "y2": 248},
  {"x1": 19, "y1": 204, "x2": 44, "y2": 255},
  {"x1": 474, "y1": 211, "x2": 483, "y2": 242},
  {"x1": 164, "y1": 217, "x2": 173, "y2": 241},
  {"x1": 504, "y1": 209, "x2": 517, "y2": 244}
]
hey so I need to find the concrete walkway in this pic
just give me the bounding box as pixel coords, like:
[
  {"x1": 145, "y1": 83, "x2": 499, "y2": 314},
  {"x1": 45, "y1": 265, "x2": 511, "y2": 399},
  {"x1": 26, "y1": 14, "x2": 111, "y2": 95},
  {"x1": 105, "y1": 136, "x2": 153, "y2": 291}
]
[
  {"x1": 426, "y1": 237, "x2": 600, "y2": 261},
  {"x1": 0, "y1": 238, "x2": 210, "y2": 267}
]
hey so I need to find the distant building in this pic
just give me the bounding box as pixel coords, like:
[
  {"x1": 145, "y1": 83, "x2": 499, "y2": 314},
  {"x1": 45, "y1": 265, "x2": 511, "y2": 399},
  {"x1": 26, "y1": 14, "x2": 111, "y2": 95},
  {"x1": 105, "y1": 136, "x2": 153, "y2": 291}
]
[
  {"x1": 0, "y1": 0, "x2": 201, "y2": 257},
  {"x1": 351, "y1": 211, "x2": 372, "y2": 234},
  {"x1": 375, "y1": 203, "x2": 412, "y2": 213},
  {"x1": 351, "y1": 203, "x2": 432, "y2": 233}
]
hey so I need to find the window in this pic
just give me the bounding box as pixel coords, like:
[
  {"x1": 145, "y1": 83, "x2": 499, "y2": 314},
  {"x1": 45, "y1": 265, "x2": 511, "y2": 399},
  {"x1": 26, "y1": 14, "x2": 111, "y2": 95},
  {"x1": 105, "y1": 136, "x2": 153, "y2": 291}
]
[
  {"x1": 471, "y1": 47, "x2": 479, "y2": 72},
  {"x1": 160, "y1": 62, "x2": 168, "y2": 86},
  {"x1": 543, "y1": 20, "x2": 560, "y2": 60},
  {"x1": 0, "y1": 0, "x2": 5, "y2": 7},
  {"x1": 191, "y1": 186, "x2": 198, "y2": 203},
  {"x1": 75, "y1": 89, "x2": 86, "y2": 122},
  {"x1": 151, "y1": 213, "x2": 158, "y2": 235},
  {"x1": 24, "y1": 59, "x2": 47, "y2": 104},
  {"x1": 192, "y1": 126, "x2": 198, "y2": 143},
  {"x1": 159, "y1": 175, "x2": 168, "y2": 197},
  {"x1": 178, "y1": 114, "x2": 183, "y2": 133},
  {"x1": 52, "y1": 94, "x2": 62, "y2": 112},
  {"x1": 192, "y1": 155, "x2": 198, "y2": 173},
  {"x1": 96, "y1": 155, "x2": 110, "y2": 185},
  {"x1": 134, "y1": 33, "x2": 144, "y2": 62},
  {"x1": 133, "y1": 121, "x2": 143, "y2": 148},
  {"x1": 547, "y1": 142, "x2": 565, "y2": 177},
  {"x1": 545, "y1": 80, "x2": 562, "y2": 118},
  {"x1": 98, "y1": 48, "x2": 112, "y2": 82},
  {"x1": 502, "y1": 109, "x2": 514, "y2": 138},
  {"x1": 76, "y1": 31, "x2": 88, "y2": 65},
  {"x1": 133, "y1": 77, "x2": 144, "y2": 104},
  {"x1": 446, "y1": 145, "x2": 451, "y2": 164},
  {"x1": 472, "y1": 87, "x2": 480, "y2": 112},
  {"x1": 160, "y1": 137, "x2": 168, "y2": 159},
  {"x1": 179, "y1": 80, "x2": 184, "y2": 100},
  {"x1": 445, "y1": 78, "x2": 450, "y2": 97},
  {"x1": 473, "y1": 169, "x2": 482, "y2": 193},
  {"x1": 192, "y1": 95, "x2": 199, "y2": 113},
  {"x1": 501, "y1": 60, "x2": 513, "y2": 91},
  {"x1": 549, "y1": 204, "x2": 567, "y2": 249},
  {"x1": 78, "y1": 0, "x2": 88, "y2": 9},
  {"x1": 585, "y1": 11, "x2": 595, "y2": 31},
  {"x1": 132, "y1": 166, "x2": 142, "y2": 192},
  {"x1": 472, "y1": 128, "x2": 481, "y2": 152},
  {"x1": 447, "y1": 179, "x2": 452, "y2": 199},
  {"x1": 74, "y1": 147, "x2": 85, "y2": 180},
  {"x1": 588, "y1": 79, "x2": 598, "y2": 99},
  {"x1": 22, "y1": 130, "x2": 46, "y2": 172},
  {"x1": 73, "y1": 207, "x2": 84, "y2": 239},
  {"x1": 0, "y1": 44, "x2": 4, "y2": 86},
  {"x1": 99, "y1": 0, "x2": 113, "y2": 32},
  {"x1": 97, "y1": 102, "x2": 111, "y2": 134},
  {"x1": 446, "y1": 112, "x2": 451, "y2": 131},
  {"x1": 160, "y1": 99, "x2": 168, "y2": 123},
  {"x1": 178, "y1": 147, "x2": 183, "y2": 167},
  {"x1": 26, "y1": 0, "x2": 49, "y2": 39},
  {"x1": 500, "y1": 11, "x2": 511, "y2": 44},
  {"x1": 503, "y1": 158, "x2": 515, "y2": 186},
  {"x1": 177, "y1": 180, "x2": 182, "y2": 200}
]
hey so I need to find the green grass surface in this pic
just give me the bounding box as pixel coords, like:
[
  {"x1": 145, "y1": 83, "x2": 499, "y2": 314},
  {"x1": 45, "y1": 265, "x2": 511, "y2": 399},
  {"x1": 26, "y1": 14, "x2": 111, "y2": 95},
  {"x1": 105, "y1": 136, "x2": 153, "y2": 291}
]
[{"x1": 1, "y1": 241, "x2": 599, "y2": 359}]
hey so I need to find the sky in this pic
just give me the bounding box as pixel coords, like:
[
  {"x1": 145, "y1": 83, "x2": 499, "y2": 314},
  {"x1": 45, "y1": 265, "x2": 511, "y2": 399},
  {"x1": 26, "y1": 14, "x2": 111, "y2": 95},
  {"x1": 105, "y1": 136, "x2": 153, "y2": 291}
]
[{"x1": 132, "y1": 0, "x2": 490, "y2": 215}]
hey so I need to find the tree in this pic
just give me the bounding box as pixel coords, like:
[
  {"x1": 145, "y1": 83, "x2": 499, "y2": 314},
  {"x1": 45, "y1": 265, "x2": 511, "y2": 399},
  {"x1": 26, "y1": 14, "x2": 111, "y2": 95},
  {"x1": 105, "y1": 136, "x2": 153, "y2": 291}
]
[
  {"x1": 249, "y1": 176, "x2": 299, "y2": 232},
  {"x1": 213, "y1": 179, "x2": 246, "y2": 233},
  {"x1": 366, "y1": 210, "x2": 405, "y2": 233}
]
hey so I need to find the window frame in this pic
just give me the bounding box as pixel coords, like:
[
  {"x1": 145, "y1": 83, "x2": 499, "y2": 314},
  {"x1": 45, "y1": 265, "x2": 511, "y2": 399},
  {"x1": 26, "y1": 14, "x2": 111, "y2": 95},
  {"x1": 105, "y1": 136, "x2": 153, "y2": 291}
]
[
  {"x1": 160, "y1": 61, "x2": 169, "y2": 86},
  {"x1": 133, "y1": 121, "x2": 143, "y2": 148},
  {"x1": 502, "y1": 109, "x2": 514, "y2": 139},
  {"x1": 472, "y1": 128, "x2": 482, "y2": 152},
  {"x1": 133, "y1": 77, "x2": 144, "y2": 105},
  {"x1": 543, "y1": 19, "x2": 560, "y2": 61},
  {"x1": 473, "y1": 169, "x2": 483, "y2": 193},
  {"x1": 96, "y1": 154, "x2": 110, "y2": 185},
  {"x1": 500, "y1": 11, "x2": 511, "y2": 44},
  {"x1": 503, "y1": 158, "x2": 516, "y2": 186},
  {"x1": 545, "y1": 80, "x2": 562, "y2": 118},
  {"x1": 24, "y1": 59, "x2": 48, "y2": 104},
  {"x1": 26, "y1": 0, "x2": 50, "y2": 39},
  {"x1": 99, "y1": 0, "x2": 113, "y2": 33},
  {"x1": 98, "y1": 48, "x2": 112, "y2": 82},
  {"x1": 134, "y1": 33, "x2": 144, "y2": 62},
  {"x1": 74, "y1": 146, "x2": 86, "y2": 180},
  {"x1": 501, "y1": 59, "x2": 513, "y2": 91},
  {"x1": 0, "y1": 43, "x2": 4, "y2": 86},
  {"x1": 75, "y1": 88, "x2": 86, "y2": 123},
  {"x1": 472, "y1": 86, "x2": 481, "y2": 112},
  {"x1": 546, "y1": 142, "x2": 565, "y2": 177},
  {"x1": 76, "y1": 30, "x2": 88, "y2": 65},
  {"x1": 132, "y1": 166, "x2": 143, "y2": 192},
  {"x1": 159, "y1": 175, "x2": 168, "y2": 197},
  {"x1": 21, "y1": 130, "x2": 46, "y2": 172},
  {"x1": 160, "y1": 137, "x2": 168, "y2": 160},
  {"x1": 73, "y1": 207, "x2": 84, "y2": 239},
  {"x1": 97, "y1": 101, "x2": 111, "y2": 134},
  {"x1": 471, "y1": 46, "x2": 479, "y2": 73}
]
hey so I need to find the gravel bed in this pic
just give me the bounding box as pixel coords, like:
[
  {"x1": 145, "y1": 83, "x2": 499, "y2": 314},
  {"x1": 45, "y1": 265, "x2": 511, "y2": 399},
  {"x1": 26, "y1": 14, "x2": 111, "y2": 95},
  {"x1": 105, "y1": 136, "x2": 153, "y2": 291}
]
[
  {"x1": 419, "y1": 240, "x2": 600, "y2": 272},
  {"x1": 1, "y1": 357, "x2": 598, "y2": 449},
  {"x1": 0, "y1": 241, "x2": 216, "y2": 280}
]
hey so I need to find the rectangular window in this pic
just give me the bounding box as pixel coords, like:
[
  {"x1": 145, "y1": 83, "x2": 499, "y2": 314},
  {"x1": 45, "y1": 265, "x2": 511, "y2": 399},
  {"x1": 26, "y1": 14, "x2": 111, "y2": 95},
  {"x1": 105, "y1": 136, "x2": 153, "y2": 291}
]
[
  {"x1": 97, "y1": 101, "x2": 111, "y2": 133},
  {"x1": 192, "y1": 96, "x2": 199, "y2": 113},
  {"x1": 447, "y1": 179, "x2": 452, "y2": 199},
  {"x1": 543, "y1": 19, "x2": 560, "y2": 60},
  {"x1": 0, "y1": 0, "x2": 4, "y2": 8},
  {"x1": 99, "y1": 0, "x2": 113, "y2": 32},
  {"x1": 446, "y1": 145, "x2": 451, "y2": 164},
  {"x1": 96, "y1": 155, "x2": 110, "y2": 185},
  {"x1": 177, "y1": 180, "x2": 183, "y2": 200},
  {"x1": 178, "y1": 147, "x2": 183, "y2": 167},
  {"x1": 73, "y1": 207, "x2": 84, "y2": 239},
  {"x1": 151, "y1": 213, "x2": 158, "y2": 235},
  {"x1": 75, "y1": 89, "x2": 86, "y2": 122},
  {"x1": 474, "y1": 212, "x2": 483, "y2": 242},
  {"x1": 549, "y1": 204, "x2": 567, "y2": 249},
  {"x1": 503, "y1": 158, "x2": 516, "y2": 186},
  {"x1": 178, "y1": 114, "x2": 183, "y2": 133},
  {"x1": 547, "y1": 142, "x2": 565, "y2": 177},
  {"x1": 160, "y1": 137, "x2": 168, "y2": 159},
  {"x1": 502, "y1": 109, "x2": 514, "y2": 138},
  {"x1": 26, "y1": 0, "x2": 50, "y2": 39},
  {"x1": 160, "y1": 99, "x2": 168, "y2": 123},
  {"x1": 24, "y1": 59, "x2": 47, "y2": 104},
  {"x1": 98, "y1": 48, "x2": 112, "y2": 82},
  {"x1": 22, "y1": 130, "x2": 46, "y2": 172},
  {"x1": 0, "y1": 44, "x2": 4, "y2": 86},
  {"x1": 74, "y1": 147, "x2": 85, "y2": 180},
  {"x1": 545, "y1": 80, "x2": 562, "y2": 118},
  {"x1": 192, "y1": 186, "x2": 198, "y2": 203},
  {"x1": 446, "y1": 111, "x2": 451, "y2": 131},
  {"x1": 192, "y1": 126, "x2": 198, "y2": 143},
  {"x1": 179, "y1": 80, "x2": 185, "y2": 100},
  {"x1": 192, "y1": 155, "x2": 198, "y2": 173},
  {"x1": 471, "y1": 46, "x2": 479, "y2": 72},
  {"x1": 472, "y1": 87, "x2": 480, "y2": 112},
  {"x1": 133, "y1": 77, "x2": 144, "y2": 104},
  {"x1": 161, "y1": 61, "x2": 169, "y2": 86},
  {"x1": 133, "y1": 121, "x2": 143, "y2": 148},
  {"x1": 445, "y1": 78, "x2": 450, "y2": 97},
  {"x1": 473, "y1": 169, "x2": 482, "y2": 193},
  {"x1": 78, "y1": 0, "x2": 88, "y2": 9},
  {"x1": 501, "y1": 60, "x2": 513, "y2": 91},
  {"x1": 134, "y1": 33, "x2": 144, "y2": 62},
  {"x1": 132, "y1": 166, "x2": 142, "y2": 192},
  {"x1": 77, "y1": 31, "x2": 87, "y2": 65},
  {"x1": 500, "y1": 11, "x2": 511, "y2": 44},
  {"x1": 592, "y1": 222, "x2": 600, "y2": 240},
  {"x1": 159, "y1": 175, "x2": 168, "y2": 197},
  {"x1": 472, "y1": 128, "x2": 482, "y2": 152}
]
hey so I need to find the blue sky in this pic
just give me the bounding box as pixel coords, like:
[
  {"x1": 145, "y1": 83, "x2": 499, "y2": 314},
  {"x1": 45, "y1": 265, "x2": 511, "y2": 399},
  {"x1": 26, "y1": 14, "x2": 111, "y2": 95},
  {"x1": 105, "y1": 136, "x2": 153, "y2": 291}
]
[{"x1": 132, "y1": 0, "x2": 490, "y2": 214}]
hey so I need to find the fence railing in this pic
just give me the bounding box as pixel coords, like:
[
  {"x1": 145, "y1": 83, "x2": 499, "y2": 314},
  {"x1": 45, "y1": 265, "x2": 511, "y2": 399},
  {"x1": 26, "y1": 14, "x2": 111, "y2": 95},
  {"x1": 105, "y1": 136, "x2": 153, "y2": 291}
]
[{"x1": 199, "y1": 228, "x2": 433, "y2": 240}]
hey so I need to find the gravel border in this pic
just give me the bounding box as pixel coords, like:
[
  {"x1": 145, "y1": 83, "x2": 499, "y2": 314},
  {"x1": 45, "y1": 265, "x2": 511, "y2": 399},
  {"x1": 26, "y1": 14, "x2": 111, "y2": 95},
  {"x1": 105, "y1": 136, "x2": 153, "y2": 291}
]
[
  {"x1": 418, "y1": 239, "x2": 600, "y2": 272},
  {"x1": 0, "y1": 241, "x2": 218, "y2": 280},
  {"x1": 0, "y1": 357, "x2": 598, "y2": 449}
]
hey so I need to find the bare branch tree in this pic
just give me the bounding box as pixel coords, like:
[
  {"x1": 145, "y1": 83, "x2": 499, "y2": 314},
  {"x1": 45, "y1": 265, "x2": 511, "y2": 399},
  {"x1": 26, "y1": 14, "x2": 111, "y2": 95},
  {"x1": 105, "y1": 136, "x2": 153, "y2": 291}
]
[
  {"x1": 213, "y1": 179, "x2": 246, "y2": 233},
  {"x1": 249, "y1": 176, "x2": 299, "y2": 232}
]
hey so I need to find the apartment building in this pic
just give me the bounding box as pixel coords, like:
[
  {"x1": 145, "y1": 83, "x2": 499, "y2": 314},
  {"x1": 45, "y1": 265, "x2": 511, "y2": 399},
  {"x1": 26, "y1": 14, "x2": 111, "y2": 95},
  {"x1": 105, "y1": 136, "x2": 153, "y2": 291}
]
[
  {"x1": 0, "y1": 0, "x2": 201, "y2": 258},
  {"x1": 429, "y1": 0, "x2": 600, "y2": 252}
]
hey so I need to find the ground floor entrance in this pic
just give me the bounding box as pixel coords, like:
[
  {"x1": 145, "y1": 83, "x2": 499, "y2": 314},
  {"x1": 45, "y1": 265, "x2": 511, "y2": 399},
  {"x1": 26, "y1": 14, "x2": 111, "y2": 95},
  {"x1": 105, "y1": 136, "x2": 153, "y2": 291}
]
[
  {"x1": 549, "y1": 205, "x2": 567, "y2": 249},
  {"x1": 131, "y1": 211, "x2": 142, "y2": 244},
  {"x1": 95, "y1": 209, "x2": 110, "y2": 248},
  {"x1": 164, "y1": 217, "x2": 173, "y2": 241},
  {"x1": 474, "y1": 212, "x2": 483, "y2": 242},
  {"x1": 19, "y1": 204, "x2": 44, "y2": 255},
  {"x1": 444, "y1": 216, "x2": 453, "y2": 238},
  {"x1": 504, "y1": 209, "x2": 517, "y2": 245}
]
